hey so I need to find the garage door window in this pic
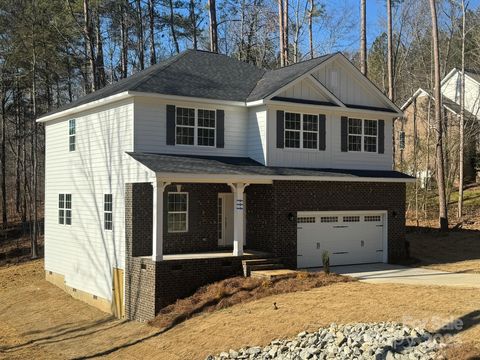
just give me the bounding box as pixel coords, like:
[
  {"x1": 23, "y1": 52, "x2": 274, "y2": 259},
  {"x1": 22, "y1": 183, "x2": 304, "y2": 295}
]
[
  {"x1": 320, "y1": 216, "x2": 338, "y2": 223},
  {"x1": 343, "y1": 216, "x2": 360, "y2": 222},
  {"x1": 298, "y1": 216, "x2": 316, "y2": 223},
  {"x1": 365, "y1": 215, "x2": 381, "y2": 222}
]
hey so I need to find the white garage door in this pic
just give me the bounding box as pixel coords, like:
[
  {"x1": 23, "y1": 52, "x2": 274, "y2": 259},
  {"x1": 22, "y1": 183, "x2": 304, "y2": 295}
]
[{"x1": 297, "y1": 211, "x2": 386, "y2": 268}]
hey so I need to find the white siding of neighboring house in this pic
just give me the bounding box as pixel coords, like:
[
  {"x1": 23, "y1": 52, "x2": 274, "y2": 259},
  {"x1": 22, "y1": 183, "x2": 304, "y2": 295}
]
[
  {"x1": 312, "y1": 57, "x2": 386, "y2": 109},
  {"x1": 266, "y1": 104, "x2": 394, "y2": 170},
  {"x1": 133, "y1": 97, "x2": 249, "y2": 156},
  {"x1": 44, "y1": 98, "x2": 153, "y2": 302},
  {"x1": 247, "y1": 106, "x2": 267, "y2": 164},
  {"x1": 442, "y1": 71, "x2": 480, "y2": 118}
]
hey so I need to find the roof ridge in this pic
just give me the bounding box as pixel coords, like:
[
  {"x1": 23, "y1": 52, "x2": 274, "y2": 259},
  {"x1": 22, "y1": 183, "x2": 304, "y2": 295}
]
[{"x1": 271, "y1": 52, "x2": 336, "y2": 71}]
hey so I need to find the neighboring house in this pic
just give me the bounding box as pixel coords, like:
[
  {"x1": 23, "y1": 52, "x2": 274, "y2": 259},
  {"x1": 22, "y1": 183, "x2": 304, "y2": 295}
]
[
  {"x1": 38, "y1": 50, "x2": 412, "y2": 322},
  {"x1": 397, "y1": 69, "x2": 480, "y2": 186}
]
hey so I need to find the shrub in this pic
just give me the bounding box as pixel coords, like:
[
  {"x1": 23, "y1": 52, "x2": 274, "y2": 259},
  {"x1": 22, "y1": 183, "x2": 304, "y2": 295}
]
[{"x1": 322, "y1": 250, "x2": 330, "y2": 274}]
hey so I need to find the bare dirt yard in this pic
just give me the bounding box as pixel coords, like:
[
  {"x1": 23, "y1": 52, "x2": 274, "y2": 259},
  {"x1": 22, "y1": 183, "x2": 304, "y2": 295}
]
[{"x1": 1, "y1": 257, "x2": 480, "y2": 359}]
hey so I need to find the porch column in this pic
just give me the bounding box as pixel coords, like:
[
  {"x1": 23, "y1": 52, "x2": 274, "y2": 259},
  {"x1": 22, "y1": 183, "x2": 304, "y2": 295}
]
[
  {"x1": 152, "y1": 181, "x2": 170, "y2": 261},
  {"x1": 229, "y1": 182, "x2": 249, "y2": 256}
]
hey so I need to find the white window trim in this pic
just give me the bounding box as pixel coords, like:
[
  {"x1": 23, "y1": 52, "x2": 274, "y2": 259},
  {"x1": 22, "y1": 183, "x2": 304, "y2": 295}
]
[
  {"x1": 284, "y1": 112, "x2": 319, "y2": 150},
  {"x1": 58, "y1": 193, "x2": 72, "y2": 226},
  {"x1": 347, "y1": 118, "x2": 378, "y2": 153},
  {"x1": 104, "y1": 194, "x2": 113, "y2": 231},
  {"x1": 167, "y1": 192, "x2": 189, "y2": 233},
  {"x1": 69, "y1": 119, "x2": 76, "y2": 152},
  {"x1": 175, "y1": 108, "x2": 216, "y2": 148}
]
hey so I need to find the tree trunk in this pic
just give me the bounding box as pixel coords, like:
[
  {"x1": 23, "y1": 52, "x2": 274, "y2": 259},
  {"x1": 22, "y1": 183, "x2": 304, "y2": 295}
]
[
  {"x1": 308, "y1": 0, "x2": 314, "y2": 59},
  {"x1": 458, "y1": 0, "x2": 466, "y2": 219},
  {"x1": 120, "y1": 0, "x2": 129, "y2": 78},
  {"x1": 84, "y1": 0, "x2": 97, "y2": 91},
  {"x1": 136, "y1": 0, "x2": 145, "y2": 70},
  {"x1": 189, "y1": 0, "x2": 198, "y2": 49},
  {"x1": 148, "y1": 0, "x2": 156, "y2": 65},
  {"x1": 283, "y1": 0, "x2": 289, "y2": 65},
  {"x1": 360, "y1": 0, "x2": 367, "y2": 75},
  {"x1": 31, "y1": 25, "x2": 39, "y2": 259},
  {"x1": 387, "y1": 0, "x2": 393, "y2": 101},
  {"x1": 429, "y1": 0, "x2": 448, "y2": 231},
  {"x1": 168, "y1": 0, "x2": 180, "y2": 53},
  {"x1": 208, "y1": 0, "x2": 218, "y2": 53},
  {"x1": 95, "y1": 6, "x2": 106, "y2": 88},
  {"x1": 1, "y1": 90, "x2": 6, "y2": 227},
  {"x1": 278, "y1": 0, "x2": 285, "y2": 66},
  {"x1": 293, "y1": 0, "x2": 300, "y2": 63}
]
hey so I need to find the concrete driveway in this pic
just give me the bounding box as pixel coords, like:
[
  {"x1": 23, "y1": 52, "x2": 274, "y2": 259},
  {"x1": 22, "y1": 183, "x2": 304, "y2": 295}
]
[{"x1": 327, "y1": 263, "x2": 480, "y2": 288}]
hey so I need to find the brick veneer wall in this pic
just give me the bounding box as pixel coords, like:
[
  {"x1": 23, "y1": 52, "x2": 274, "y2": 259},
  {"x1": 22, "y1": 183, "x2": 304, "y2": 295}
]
[
  {"x1": 246, "y1": 184, "x2": 274, "y2": 252},
  {"x1": 163, "y1": 183, "x2": 231, "y2": 254},
  {"x1": 270, "y1": 181, "x2": 406, "y2": 267}
]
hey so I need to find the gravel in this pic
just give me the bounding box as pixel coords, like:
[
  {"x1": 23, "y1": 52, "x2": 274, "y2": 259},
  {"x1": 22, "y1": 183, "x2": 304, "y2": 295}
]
[{"x1": 206, "y1": 322, "x2": 449, "y2": 360}]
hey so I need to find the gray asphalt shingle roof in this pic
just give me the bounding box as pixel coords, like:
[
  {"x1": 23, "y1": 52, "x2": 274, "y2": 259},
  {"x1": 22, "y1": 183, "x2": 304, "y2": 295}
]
[
  {"x1": 41, "y1": 50, "x2": 339, "y2": 118},
  {"x1": 127, "y1": 152, "x2": 414, "y2": 180}
]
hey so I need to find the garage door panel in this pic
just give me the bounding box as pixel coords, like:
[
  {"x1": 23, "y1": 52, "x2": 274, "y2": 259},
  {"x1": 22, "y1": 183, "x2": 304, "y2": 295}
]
[{"x1": 297, "y1": 212, "x2": 385, "y2": 268}]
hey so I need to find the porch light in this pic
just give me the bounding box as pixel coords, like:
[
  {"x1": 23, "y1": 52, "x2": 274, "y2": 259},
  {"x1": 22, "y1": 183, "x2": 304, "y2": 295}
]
[{"x1": 288, "y1": 213, "x2": 295, "y2": 222}]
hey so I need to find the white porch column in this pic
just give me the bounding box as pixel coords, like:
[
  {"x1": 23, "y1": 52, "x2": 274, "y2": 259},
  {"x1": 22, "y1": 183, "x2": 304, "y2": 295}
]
[
  {"x1": 152, "y1": 181, "x2": 170, "y2": 261},
  {"x1": 229, "y1": 182, "x2": 249, "y2": 256}
]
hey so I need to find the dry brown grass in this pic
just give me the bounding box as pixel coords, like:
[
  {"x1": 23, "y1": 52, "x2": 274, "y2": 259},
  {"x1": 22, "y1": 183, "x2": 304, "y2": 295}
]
[
  {"x1": 407, "y1": 228, "x2": 480, "y2": 273},
  {"x1": 2, "y1": 260, "x2": 480, "y2": 359},
  {"x1": 150, "y1": 272, "x2": 353, "y2": 329}
]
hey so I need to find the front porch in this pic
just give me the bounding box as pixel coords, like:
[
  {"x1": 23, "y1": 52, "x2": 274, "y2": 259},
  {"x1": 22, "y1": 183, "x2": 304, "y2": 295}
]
[{"x1": 145, "y1": 249, "x2": 272, "y2": 261}]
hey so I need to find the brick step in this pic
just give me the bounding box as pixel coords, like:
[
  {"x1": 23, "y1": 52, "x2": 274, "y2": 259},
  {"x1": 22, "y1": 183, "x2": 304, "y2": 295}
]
[{"x1": 242, "y1": 258, "x2": 283, "y2": 266}]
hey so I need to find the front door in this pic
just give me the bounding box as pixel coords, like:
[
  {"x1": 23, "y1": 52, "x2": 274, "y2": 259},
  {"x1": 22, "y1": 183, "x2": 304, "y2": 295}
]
[{"x1": 218, "y1": 193, "x2": 234, "y2": 246}]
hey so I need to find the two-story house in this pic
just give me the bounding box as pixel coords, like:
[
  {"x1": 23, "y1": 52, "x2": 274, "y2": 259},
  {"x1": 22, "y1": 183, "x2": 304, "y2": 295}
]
[{"x1": 38, "y1": 50, "x2": 412, "y2": 322}]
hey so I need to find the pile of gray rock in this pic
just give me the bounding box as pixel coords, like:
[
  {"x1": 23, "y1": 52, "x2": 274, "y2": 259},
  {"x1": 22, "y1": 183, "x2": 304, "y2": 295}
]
[{"x1": 206, "y1": 322, "x2": 448, "y2": 360}]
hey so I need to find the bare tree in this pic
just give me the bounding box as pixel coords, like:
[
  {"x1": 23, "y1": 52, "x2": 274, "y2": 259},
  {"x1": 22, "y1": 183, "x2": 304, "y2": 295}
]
[
  {"x1": 387, "y1": 0, "x2": 394, "y2": 101},
  {"x1": 148, "y1": 0, "x2": 156, "y2": 65},
  {"x1": 278, "y1": 0, "x2": 285, "y2": 66},
  {"x1": 84, "y1": 0, "x2": 97, "y2": 91},
  {"x1": 360, "y1": 0, "x2": 367, "y2": 75},
  {"x1": 189, "y1": 0, "x2": 198, "y2": 49},
  {"x1": 95, "y1": 6, "x2": 106, "y2": 88},
  {"x1": 1, "y1": 80, "x2": 6, "y2": 227},
  {"x1": 208, "y1": 0, "x2": 218, "y2": 53},
  {"x1": 308, "y1": 0, "x2": 314, "y2": 59},
  {"x1": 283, "y1": 0, "x2": 289, "y2": 64},
  {"x1": 120, "y1": 0, "x2": 129, "y2": 78},
  {"x1": 458, "y1": 0, "x2": 468, "y2": 218},
  {"x1": 136, "y1": 0, "x2": 145, "y2": 70},
  {"x1": 429, "y1": 0, "x2": 448, "y2": 231}
]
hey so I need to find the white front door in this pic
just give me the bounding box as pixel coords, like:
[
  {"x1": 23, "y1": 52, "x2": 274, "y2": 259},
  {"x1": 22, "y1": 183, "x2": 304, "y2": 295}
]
[
  {"x1": 297, "y1": 211, "x2": 386, "y2": 268},
  {"x1": 218, "y1": 194, "x2": 234, "y2": 247},
  {"x1": 218, "y1": 193, "x2": 247, "y2": 247}
]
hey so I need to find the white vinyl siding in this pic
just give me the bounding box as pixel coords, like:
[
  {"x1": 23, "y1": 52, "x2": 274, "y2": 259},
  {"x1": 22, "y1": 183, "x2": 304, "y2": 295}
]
[
  {"x1": 134, "y1": 98, "x2": 248, "y2": 156},
  {"x1": 247, "y1": 106, "x2": 267, "y2": 164},
  {"x1": 267, "y1": 105, "x2": 393, "y2": 170},
  {"x1": 44, "y1": 99, "x2": 153, "y2": 302}
]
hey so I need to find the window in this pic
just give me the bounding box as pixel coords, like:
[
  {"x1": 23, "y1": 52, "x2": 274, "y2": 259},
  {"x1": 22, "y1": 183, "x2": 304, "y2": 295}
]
[
  {"x1": 348, "y1": 118, "x2": 378, "y2": 153},
  {"x1": 167, "y1": 192, "x2": 188, "y2": 232},
  {"x1": 320, "y1": 216, "x2": 338, "y2": 223},
  {"x1": 58, "y1": 194, "x2": 72, "y2": 225},
  {"x1": 284, "y1": 112, "x2": 318, "y2": 149},
  {"x1": 399, "y1": 131, "x2": 406, "y2": 150},
  {"x1": 69, "y1": 119, "x2": 76, "y2": 151},
  {"x1": 365, "y1": 215, "x2": 381, "y2": 222},
  {"x1": 217, "y1": 197, "x2": 223, "y2": 240},
  {"x1": 104, "y1": 194, "x2": 113, "y2": 230},
  {"x1": 297, "y1": 216, "x2": 316, "y2": 223},
  {"x1": 343, "y1": 216, "x2": 360, "y2": 222},
  {"x1": 176, "y1": 107, "x2": 195, "y2": 145},
  {"x1": 175, "y1": 107, "x2": 216, "y2": 147},
  {"x1": 364, "y1": 120, "x2": 377, "y2": 152}
]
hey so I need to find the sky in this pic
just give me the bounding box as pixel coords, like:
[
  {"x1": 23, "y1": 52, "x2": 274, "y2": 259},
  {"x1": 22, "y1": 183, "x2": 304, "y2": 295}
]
[{"x1": 323, "y1": 0, "x2": 480, "y2": 52}]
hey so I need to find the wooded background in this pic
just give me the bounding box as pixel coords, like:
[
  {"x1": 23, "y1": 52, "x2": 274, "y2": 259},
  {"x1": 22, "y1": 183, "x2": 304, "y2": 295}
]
[{"x1": 1, "y1": 0, "x2": 479, "y2": 255}]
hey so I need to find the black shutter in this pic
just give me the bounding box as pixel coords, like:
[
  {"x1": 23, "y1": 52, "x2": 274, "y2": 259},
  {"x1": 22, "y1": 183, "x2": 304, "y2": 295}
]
[
  {"x1": 318, "y1": 114, "x2": 326, "y2": 151},
  {"x1": 166, "y1": 105, "x2": 176, "y2": 145},
  {"x1": 378, "y1": 119, "x2": 385, "y2": 154},
  {"x1": 216, "y1": 110, "x2": 225, "y2": 148},
  {"x1": 341, "y1": 116, "x2": 348, "y2": 152},
  {"x1": 276, "y1": 110, "x2": 284, "y2": 148}
]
